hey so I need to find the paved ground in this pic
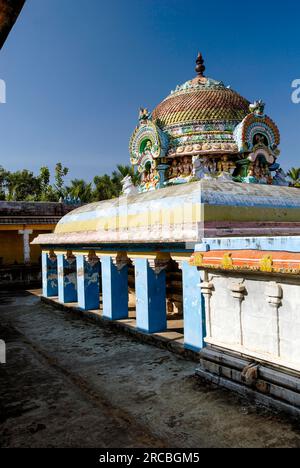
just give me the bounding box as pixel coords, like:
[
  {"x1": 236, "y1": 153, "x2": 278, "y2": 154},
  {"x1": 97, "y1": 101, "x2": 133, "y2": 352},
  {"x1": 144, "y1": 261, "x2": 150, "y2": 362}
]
[{"x1": 0, "y1": 291, "x2": 300, "y2": 448}]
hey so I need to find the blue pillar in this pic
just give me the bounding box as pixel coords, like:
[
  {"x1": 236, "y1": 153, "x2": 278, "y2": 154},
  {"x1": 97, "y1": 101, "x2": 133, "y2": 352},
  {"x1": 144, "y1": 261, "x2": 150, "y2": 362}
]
[
  {"x1": 42, "y1": 252, "x2": 58, "y2": 297},
  {"x1": 76, "y1": 254, "x2": 101, "y2": 311},
  {"x1": 134, "y1": 258, "x2": 167, "y2": 333},
  {"x1": 57, "y1": 253, "x2": 78, "y2": 303},
  {"x1": 101, "y1": 255, "x2": 128, "y2": 320},
  {"x1": 182, "y1": 261, "x2": 206, "y2": 352},
  {"x1": 157, "y1": 164, "x2": 170, "y2": 189}
]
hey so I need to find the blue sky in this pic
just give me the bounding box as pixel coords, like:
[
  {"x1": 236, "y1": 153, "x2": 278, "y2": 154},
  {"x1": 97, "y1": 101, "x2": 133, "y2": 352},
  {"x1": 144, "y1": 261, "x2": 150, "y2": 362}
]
[{"x1": 0, "y1": 0, "x2": 299, "y2": 181}]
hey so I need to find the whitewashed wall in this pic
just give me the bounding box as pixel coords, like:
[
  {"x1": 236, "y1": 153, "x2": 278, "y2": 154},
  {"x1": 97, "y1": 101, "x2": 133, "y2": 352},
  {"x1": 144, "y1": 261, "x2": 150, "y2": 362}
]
[{"x1": 201, "y1": 271, "x2": 300, "y2": 372}]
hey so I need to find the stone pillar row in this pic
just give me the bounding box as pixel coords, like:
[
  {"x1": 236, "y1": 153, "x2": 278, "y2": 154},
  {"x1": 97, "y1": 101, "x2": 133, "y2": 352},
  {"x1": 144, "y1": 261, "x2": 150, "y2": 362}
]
[{"x1": 42, "y1": 251, "x2": 206, "y2": 351}]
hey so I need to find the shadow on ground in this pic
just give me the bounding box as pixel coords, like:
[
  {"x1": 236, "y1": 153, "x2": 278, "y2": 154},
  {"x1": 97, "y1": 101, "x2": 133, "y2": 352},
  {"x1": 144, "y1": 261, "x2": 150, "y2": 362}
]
[{"x1": 0, "y1": 290, "x2": 300, "y2": 448}]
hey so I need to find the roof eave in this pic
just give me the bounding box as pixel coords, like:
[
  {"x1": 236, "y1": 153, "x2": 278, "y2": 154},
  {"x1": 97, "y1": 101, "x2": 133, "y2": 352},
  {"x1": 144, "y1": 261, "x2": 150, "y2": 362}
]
[{"x1": 0, "y1": 0, "x2": 26, "y2": 50}]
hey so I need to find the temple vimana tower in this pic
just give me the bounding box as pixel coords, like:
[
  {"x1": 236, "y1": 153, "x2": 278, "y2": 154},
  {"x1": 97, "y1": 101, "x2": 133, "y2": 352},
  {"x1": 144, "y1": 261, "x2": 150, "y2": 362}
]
[{"x1": 129, "y1": 53, "x2": 287, "y2": 192}]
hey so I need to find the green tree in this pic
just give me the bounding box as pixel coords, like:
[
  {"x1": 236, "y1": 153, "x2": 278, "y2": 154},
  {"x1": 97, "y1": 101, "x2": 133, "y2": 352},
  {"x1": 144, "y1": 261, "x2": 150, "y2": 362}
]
[
  {"x1": 0, "y1": 166, "x2": 9, "y2": 200},
  {"x1": 54, "y1": 163, "x2": 69, "y2": 199},
  {"x1": 39, "y1": 166, "x2": 50, "y2": 190},
  {"x1": 6, "y1": 170, "x2": 41, "y2": 201},
  {"x1": 67, "y1": 178, "x2": 93, "y2": 203},
  {"x1": 287, "y1": 167, "x2": 300, "y2": 187},
  {"x1": 114, "y1": 164, "x2": 139, "y2": 183},
  {"x1": 38, "y1": 166, "x2": 52, "y2": 201},
  {"x1": 93, "y1": 174, "x2": 119, "y2": 201},
  {"x1": 109, "y1": 164, "x2": 140, "y2": 197}
]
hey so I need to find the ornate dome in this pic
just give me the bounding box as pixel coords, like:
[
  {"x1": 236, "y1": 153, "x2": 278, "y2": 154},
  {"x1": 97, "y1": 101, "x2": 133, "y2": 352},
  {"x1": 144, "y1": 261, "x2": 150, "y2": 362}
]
[
  {"x1": 128, "y1": 52, "x2": 285, "y2": 193},
  {"x1": 152, "y1": 78, "x2": 250, "y2": 127},
  {"x1": 152, "y1": 52, "x2": 249, "y2": 128}
]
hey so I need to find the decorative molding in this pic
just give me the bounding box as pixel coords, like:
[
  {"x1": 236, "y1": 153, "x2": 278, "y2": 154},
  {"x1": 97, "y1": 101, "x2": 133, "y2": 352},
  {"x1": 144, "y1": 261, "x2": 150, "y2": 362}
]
[
  {"x1": 64, "y1": 251, "x2": 76, "y2": 265},
  {"x1": 260, "y1": 255, "x2": 273, "y2": 273},
  {"x1": 200, "y1": 281, "x2": 214, "y2": 339},
  {"x1": 265, "y1": 281, "x2": 283, "y2": 358},
  {"x1": 265, "y1": 282, "x2": 283, "y2": 309},
  {"x1": 137, "y1": 253, "x2": 172, "y2": 274},
  {"x1": 229, "y1": 280, "x2": 246, "y2": 346},
  {"x1": 222, "y1": 252, "x2": 233, "y2": 269},
  {"x1": 112, "y1": 252, "x2": 130, "y2": 271},
  {"x1": 229, "y1": 281, "x2": 246, "y2": 301},
  {"x1": 189, "y1": 249, "x2": 300, "y2": 276}
]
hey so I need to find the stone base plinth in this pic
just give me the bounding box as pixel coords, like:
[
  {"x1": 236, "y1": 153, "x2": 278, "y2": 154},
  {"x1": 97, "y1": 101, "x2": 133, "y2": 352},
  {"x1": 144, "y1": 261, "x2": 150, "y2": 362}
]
[{"x1": 196, "y1": 346, "x2": 300, "y2": 419}]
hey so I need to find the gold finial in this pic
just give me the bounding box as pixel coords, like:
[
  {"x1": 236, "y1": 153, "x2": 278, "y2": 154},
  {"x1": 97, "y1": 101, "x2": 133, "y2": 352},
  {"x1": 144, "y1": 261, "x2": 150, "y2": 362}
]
[{"x1": 195, "y1": 52, "x2": 205, "y2": 77}]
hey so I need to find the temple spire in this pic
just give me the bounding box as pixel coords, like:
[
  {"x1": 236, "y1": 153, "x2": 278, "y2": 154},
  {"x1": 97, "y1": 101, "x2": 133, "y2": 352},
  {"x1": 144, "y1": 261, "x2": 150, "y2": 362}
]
[{"x1": 195, "y1": 52, "x2": 205, "y2": 77}]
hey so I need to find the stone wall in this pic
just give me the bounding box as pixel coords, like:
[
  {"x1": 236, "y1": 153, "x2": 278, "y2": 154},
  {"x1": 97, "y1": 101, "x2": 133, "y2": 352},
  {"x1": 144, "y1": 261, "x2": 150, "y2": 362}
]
[
  {"x1": 0, "y1": 201, "x2": 75, "y2": 219},
  {"x1": 202, "y1": 270, "x2": 300, "y2": 373},
  {"x1": 0, "y1": 264, "x2": 41, "y2": 290}
]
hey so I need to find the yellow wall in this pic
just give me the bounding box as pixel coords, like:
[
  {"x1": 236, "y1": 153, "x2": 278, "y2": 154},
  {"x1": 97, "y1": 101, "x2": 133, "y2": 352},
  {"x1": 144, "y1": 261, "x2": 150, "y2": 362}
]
[
  {"x1": 0, "y1": 231, "x2": 24, "y2": 265},
  {"x1": 0, "y1": 225, "x2": 55, "y2": 265},
  {"x1": 30, "y1": 230, "x2": 52, "y2": 264}
]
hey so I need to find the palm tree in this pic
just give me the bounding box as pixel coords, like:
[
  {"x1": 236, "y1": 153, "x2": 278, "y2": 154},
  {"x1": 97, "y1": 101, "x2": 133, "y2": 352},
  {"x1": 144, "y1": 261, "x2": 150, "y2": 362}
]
[
  {"x1": 0, "y1": 166, "x2": 9, "y2": 200},
  {"x1": 93, "y1": 174, "x2": 119, "y2": 201},
  {"x1": 287, "y1": 167, "x2": 300, "y2": 187},
  {"x1": 108, "y1": 164, "x2": 139, "y2": 196},
  {"x1": 67, "y1": 179, "x2": 93, "y2": 203},
  {"x1": 6, "y1": 170, "x2": 41, "y2": 201},
  {"x1": 113, "y1": 165, "x2": 140, "y2": 185}
]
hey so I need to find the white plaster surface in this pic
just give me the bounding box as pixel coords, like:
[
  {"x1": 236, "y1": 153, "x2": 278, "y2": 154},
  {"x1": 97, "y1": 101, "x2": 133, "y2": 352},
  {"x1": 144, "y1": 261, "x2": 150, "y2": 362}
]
[{"x1": 205, "y1": 272, "x2": 300, "y2": 372}]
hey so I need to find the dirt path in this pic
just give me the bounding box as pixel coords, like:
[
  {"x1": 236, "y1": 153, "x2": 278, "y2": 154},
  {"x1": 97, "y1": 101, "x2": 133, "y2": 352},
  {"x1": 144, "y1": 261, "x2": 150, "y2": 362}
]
[{"x1": 0, "y1": 291, "x2": 300, "y2": 448}]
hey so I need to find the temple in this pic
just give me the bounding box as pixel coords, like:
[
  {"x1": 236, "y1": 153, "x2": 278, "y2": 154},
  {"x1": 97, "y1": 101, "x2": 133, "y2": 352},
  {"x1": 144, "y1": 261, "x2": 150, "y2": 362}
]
[
  {"x1": 129, "y1": 53, "x2": 287, "y2": 192},
  {"x1": 33, "y1": 53, "x2": 300, "y2": 416}
]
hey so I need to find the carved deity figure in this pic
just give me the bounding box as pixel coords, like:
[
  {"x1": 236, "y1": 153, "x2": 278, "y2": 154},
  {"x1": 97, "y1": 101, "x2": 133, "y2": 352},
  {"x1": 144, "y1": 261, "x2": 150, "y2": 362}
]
[
  {"x1": 180, "y1": 157, "x2": 193, "y2": 177},
  {"x1": 141, "y1": 170, "x2": 150, "y2": 186},
  {"x1": 139, "y1": 139, "x2": 159, "y2": 160},
  {"x1": 217, "y1": 155, "x2": 235, "y2": 174},
  {"x1": 140, "y1": 167, "x2": 159, "y2": 192},
  {"x1": 253, "y1": 164, "x2": 262, "y2": 180},
  {"x1": 144, "y1": 140, "x2": 153, "y2": 157},
  {"x1": 150, "y1": 169, "x2": 159, "y2": 188},
  {"x1": 255, "y1": 134, "x2": 266, "y2": 145},
  {"x1": 192, "y1": 157, "x2": 213, "y2": 180},
  {"x1": 252, "y1": 158, "x2": 270, "y2": 184},
  {"x1": 168, "y1": 159, "x2": 180, "y2": 179}
]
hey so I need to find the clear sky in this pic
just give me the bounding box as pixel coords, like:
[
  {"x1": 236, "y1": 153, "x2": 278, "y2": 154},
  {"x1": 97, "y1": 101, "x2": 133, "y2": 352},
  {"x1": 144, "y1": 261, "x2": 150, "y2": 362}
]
[{"x1": 0, "y1": 0, "x2": 299, "y2": 181}]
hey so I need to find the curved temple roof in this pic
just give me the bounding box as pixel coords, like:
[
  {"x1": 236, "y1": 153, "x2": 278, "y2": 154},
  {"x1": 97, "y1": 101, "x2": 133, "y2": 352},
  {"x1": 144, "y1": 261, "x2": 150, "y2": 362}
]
[
  {"x1": 152, "y1": 81, "x2": 250, "y2": 127},
  {"x1": 33, "y1": 181, "x2": 300, "y2": 247}
]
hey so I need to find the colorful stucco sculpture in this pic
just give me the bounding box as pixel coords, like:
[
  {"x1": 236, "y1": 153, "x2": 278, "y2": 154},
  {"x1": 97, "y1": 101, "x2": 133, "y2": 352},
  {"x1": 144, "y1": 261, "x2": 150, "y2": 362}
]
[{"x1": 129, "y1": 54, "x2": 288, "y2": 192}]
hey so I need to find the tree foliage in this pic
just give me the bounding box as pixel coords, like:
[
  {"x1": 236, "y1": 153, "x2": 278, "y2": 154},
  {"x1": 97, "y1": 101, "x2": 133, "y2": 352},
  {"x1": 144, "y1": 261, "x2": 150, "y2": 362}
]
[
  {"x1": 287, "y1": 167, "x2": 300, "y2": 187},
  {"x1": 0, "y1": 162, "x2": 298, "y2": 203},
  {"x1": 0, "y1": 163, "x2": 139, "y2": 203}
]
